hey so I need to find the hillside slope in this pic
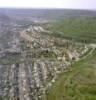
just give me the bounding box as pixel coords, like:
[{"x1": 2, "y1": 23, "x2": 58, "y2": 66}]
[
  {"x1": 42, "y1": 49, "x2": 96, "y2": 100},
  {"x1": 47, "y1": 17, "x2": 96, "y2": 43}
]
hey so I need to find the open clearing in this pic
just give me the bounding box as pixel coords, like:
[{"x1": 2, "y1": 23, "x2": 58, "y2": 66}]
[
  {"x1": 47, "y1": 17, "x2": 96, "y2": 43},
  {"x1": 42, "y1": 49, "x2": 96, "y2": 100}
]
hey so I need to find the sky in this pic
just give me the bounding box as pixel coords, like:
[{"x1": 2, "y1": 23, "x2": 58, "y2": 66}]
[{"x1": 0, "y1": 0, "x2": 96, "y2": 10}]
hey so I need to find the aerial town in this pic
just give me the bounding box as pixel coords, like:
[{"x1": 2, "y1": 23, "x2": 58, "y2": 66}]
[{"x1": 0, "y1": 9, "x2": 96, "y2": 100}]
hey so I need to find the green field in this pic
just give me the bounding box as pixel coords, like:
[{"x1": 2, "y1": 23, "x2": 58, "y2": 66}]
[
  {"x1": 41, "y1": 17, "x2": 96, "y2": 100},
  {"x1": 48, "y1": 17, "x2": 96, "y2": 43},
  {"x1": 42, "y1": 49, "x2": 96, "y2": 100}
]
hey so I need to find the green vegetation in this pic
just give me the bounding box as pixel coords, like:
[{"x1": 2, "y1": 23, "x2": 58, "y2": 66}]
[
  {"x1": 48, "y1": 17, "x2": 96, "y2": 43},
  {"x1": 42, "y1": 50, "x2": 96, "y2": 100}
]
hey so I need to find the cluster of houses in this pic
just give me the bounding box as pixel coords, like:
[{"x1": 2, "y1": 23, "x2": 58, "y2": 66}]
[
  {"x1": 18, "y1": 25, "x2": 90, "y2": 100},
  {"x1": 0, "y1": 24, "x2": 90, "y2": 100}
]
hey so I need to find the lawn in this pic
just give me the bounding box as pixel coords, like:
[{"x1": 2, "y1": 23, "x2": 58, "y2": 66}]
[{"x1": 42, "y1": 50, "x2": 96, "y2": 100}]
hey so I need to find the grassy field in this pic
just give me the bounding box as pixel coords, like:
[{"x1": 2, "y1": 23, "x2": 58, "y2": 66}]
[
  {"x1": 48, "y1": 17, "x2": 96, "y2": 43},
  {"x1": 42, "y1": 49, "x2": 96, "y2": 100}
]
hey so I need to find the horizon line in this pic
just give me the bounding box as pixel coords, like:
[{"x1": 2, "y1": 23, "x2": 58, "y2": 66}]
[{"x1": 0, "y1": 7, "x2": 96, "y2": 11}]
